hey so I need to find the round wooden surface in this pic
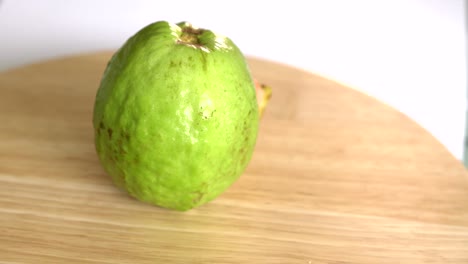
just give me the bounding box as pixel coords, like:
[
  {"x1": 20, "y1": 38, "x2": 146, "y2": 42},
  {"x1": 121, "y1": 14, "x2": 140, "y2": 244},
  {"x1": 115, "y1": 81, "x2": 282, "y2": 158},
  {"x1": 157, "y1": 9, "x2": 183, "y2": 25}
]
[{"x1": 1, "y1": 53, "x2": 468, "y2": 263}]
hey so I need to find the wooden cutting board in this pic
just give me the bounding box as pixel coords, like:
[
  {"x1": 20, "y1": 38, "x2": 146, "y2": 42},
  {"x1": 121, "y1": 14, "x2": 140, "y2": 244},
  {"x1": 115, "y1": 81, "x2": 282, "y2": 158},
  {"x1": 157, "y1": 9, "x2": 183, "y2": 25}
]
[{"x1": 1, "y1": 52, "x2": 468, "y2": 263}]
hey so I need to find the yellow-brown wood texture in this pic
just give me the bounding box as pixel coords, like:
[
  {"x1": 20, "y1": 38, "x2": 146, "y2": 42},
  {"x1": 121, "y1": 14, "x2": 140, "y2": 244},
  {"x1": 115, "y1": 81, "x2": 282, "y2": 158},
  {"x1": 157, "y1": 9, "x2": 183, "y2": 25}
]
[{"x1": 1, "y1": 53, "x2": 468, "y2": 263}]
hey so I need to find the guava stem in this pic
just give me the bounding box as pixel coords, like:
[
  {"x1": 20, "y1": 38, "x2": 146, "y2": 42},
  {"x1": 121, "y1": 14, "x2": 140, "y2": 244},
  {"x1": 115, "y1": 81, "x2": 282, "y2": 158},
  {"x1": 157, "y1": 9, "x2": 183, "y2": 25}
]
[
  {"x1": 177, "y1": 22, "x2": 205, "y2": 46},
  {"x1": 254, "y1": 79, "x2": 272, "y2": 117}
]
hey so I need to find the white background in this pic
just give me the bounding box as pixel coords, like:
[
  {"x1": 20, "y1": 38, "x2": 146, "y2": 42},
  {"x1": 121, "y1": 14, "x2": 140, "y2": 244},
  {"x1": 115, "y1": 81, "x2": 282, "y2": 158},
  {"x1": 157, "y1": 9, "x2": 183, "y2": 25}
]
[{"x1": 0, "y1": 0, "x2": 466, "y2": 160}]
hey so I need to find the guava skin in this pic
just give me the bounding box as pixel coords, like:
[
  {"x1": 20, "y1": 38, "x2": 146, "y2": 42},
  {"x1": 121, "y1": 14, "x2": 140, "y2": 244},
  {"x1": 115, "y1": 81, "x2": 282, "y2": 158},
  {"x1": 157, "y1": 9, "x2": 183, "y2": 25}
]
[{"x1": 93, "y1": 21, "x2": 259, "y2": 211}]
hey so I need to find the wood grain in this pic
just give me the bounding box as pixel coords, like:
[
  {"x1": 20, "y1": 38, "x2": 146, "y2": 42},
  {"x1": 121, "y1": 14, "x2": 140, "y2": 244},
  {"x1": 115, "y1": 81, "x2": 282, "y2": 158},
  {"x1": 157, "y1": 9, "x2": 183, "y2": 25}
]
[{"x1": 1, "y1": 52, "x2": 468, "y2": 263}]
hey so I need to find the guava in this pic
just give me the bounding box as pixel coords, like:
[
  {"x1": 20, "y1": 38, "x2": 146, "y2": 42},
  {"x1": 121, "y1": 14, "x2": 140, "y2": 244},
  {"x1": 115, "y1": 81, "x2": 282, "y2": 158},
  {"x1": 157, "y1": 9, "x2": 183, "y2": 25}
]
[{"x1": 93, "y1": 21, "x2": 264, "y2": 211}]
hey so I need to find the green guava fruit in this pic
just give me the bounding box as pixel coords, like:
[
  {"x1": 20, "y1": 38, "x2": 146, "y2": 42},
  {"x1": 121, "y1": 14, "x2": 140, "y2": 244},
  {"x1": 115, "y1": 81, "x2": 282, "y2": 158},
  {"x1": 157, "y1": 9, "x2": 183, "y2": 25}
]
[{"x1": 93, "y1": 21, "x2": 259, "y2": 211}]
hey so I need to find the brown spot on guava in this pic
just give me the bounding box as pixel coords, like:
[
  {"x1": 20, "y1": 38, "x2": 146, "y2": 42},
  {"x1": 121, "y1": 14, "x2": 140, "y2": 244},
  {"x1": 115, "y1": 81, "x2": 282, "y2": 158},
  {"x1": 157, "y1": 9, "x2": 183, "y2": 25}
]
[
  {"x1": 107, "y1": 128, "x2": 113, "y2": 139},
  {"x1": 239, "y1": 147, "x2": 245, "y2": 154},
  {"x1": 192, "y1": 191, "x2": 205, "y2": 204},
  {"x1": 241, "y1": 154, "x2": 248, "y2": 165},
  {"x1": 123, "y1": 132, "x2": 130, "y2": 141}
]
